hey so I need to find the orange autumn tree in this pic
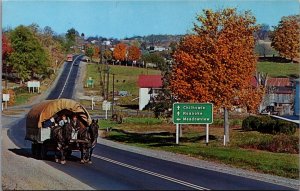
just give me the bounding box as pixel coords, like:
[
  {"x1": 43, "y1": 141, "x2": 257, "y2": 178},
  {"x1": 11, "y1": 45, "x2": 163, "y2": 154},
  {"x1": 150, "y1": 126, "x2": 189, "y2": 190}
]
[
  {"x1": 127, "y1": 45, "x2": 141, "y2": 62},
  {"x1": 93, "y1": 46, "x2": 100, "y2": 60},
  {"x1": 170, "y1": 8, "x2": 263, "y2": 144},
  {"x1": 113, "y1": 43, "x2": 127, "y2": 62},
  {"x1": 270, "y1": 15, "x2": 300, "y2": 62}
]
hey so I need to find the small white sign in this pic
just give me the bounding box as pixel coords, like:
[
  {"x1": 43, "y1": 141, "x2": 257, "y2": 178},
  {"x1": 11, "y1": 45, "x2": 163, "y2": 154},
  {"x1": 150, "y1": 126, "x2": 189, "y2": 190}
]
[
  {"x1": 102, "y1": 100, "x2": 111, "y2": 111},
  {"x1": 27, "y1": 81, "x2": 40, "y2": 88},
  {"x1": 3, "y1": 94, "x2": 9, "y2": 101}
]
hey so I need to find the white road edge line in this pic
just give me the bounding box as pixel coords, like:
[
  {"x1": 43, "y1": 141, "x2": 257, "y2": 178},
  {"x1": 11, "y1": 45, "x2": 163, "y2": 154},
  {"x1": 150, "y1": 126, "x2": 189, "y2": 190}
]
[
  {"x1": 58, "y1": 55, "x2": 81, "y2": 99},
  {"x1": 92, "y1": 154, "x2": 210, "y2": 190}
]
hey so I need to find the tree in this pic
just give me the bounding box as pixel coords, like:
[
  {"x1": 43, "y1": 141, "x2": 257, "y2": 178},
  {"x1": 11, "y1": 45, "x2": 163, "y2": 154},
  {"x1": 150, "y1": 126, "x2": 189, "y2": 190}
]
[
  {"x1": 2, "y1": 33, "x2": 12, "y2": 60},
  {"x1": 43, "y1": 26, "x2": 54, "y2": 37},
  {"x1": 255, "y1": 23, "x2": 270, "y2": 40},
  {"x1": 66, "y1": 28, "x2": 78, "y2": 42},
  {"x1": 65, "y1": 28, "x2": 79, "y2": 50},
  {"x1": 9, "y1": 25, "x2": 49, "y2": 82},
  {"x1": 170, "y1": 8, "x2": 263, "y2": 144},
  {"x1": 255, "y1": 41, "x2": 274, "y2": 57},
  {"x1": 113, "y1": 43, "x2": 127, "y2": 61},
  {"x1": 270, "y1": 15, "x2": 300, "y2": 62},
  {"x1": 169, "y1": 41, "x2": 178, "y2": 54},
  {"x1": 127, "y1": 46, "x2": 141, "y2": 61},
  {"x1": 142, "y1": 52, "x2": 166, "y2": 70},
  {"x1": 103, "y1": 49, "x2": 113, "y2": 62},
  {"x1": 93, "y1": 46, "x2": 100, "y2": 59},
  {"x1": 85, "y1": 46, "x2": 94, "y2": 60}
]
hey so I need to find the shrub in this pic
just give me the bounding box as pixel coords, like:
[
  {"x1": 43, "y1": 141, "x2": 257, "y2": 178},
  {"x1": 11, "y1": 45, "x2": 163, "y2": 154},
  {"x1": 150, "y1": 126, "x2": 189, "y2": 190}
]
[
  {"x1": 275, "y1": 120, "x2": 297, "y2": 135},
  {"x1": 241, "y1": 134, "x2": 299, "y2": 154},
  {"x1": 258, "y1": 134, "x2": 299, "y2": 154},
  {"x1": 256, "y1": 116, "x2": 297, "y2": 135},
  {"x1": 242, "y1": 116, "x2": 260, "y2": 131},
  {"x1": 257, "y1": 116, "x2": 277, "y2": 134}
]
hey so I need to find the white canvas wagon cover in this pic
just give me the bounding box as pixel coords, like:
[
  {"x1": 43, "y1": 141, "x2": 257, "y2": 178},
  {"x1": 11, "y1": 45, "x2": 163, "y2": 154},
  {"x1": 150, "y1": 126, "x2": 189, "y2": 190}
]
[{"x1": 26, "y1": 99, "x2": 92, "y2": 129}]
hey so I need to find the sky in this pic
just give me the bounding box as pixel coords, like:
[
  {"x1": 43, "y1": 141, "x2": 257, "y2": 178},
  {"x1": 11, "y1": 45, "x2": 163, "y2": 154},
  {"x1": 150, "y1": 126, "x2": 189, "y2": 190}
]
[{"x1": 2, "y1": 0, "x2": 299, "y2": 39}]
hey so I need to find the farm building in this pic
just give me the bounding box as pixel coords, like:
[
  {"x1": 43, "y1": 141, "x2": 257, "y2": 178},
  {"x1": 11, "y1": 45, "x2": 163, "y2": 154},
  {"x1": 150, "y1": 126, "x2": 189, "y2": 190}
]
[
  {"x1": 138, "y1": 75, "x2": 163, "y2": 110},
  {"x1": 260, "y1": 77, "x2": 295, "y2": 115}
]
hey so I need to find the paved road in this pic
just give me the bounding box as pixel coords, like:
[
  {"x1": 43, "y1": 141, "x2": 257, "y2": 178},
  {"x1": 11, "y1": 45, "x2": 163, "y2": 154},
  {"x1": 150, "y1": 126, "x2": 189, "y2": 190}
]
[
  {"x1": 46, "y1": 55, "x2": 82, "y2": 100},
  {"x1": 6, "y1": 55, "x2": 296, "y2": 190}
]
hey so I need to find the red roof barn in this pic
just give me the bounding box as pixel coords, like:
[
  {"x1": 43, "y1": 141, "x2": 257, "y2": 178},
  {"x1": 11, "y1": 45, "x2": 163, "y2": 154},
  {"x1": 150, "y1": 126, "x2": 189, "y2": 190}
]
[{"x1": 138, "y1": 75, "x2": 163, "y2": 88}]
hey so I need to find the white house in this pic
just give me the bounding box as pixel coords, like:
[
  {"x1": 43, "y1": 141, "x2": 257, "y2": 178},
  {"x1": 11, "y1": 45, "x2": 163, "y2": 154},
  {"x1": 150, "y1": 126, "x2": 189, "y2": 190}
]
[{"x1": 138, "y1": 75, "x2": 163, "y2": 110}]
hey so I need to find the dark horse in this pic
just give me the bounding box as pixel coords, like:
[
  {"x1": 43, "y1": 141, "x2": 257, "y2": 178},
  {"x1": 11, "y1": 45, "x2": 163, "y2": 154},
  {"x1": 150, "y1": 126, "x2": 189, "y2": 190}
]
[
  {"x1": 51, "y1": 124, "x2": 72, "y2": 164},
  {"x1": 88, "y1": 119, "x2": 99, "y2": 163},
  {"x1": 77, "y1": 119, "x2": 99, "y2": 164}
]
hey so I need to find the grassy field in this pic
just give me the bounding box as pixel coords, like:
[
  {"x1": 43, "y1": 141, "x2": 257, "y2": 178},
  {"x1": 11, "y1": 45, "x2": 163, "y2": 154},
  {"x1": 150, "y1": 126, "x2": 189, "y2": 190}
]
[
  {"x1": 84, "y1": 63, "x2": 161, "y2": 97},
  {"x1": 257, "y1": 62, "x2": 299, "y2": 77},
  {"x1": 100, "y1": 117, "x2": 299, "y2": 179}
]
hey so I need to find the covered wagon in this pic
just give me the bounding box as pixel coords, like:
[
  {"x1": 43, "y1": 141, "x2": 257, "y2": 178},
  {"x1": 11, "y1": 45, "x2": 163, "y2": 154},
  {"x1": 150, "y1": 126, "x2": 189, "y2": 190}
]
[{"x1": 25, "y1": 98, "x2": 92, "y2": 159}]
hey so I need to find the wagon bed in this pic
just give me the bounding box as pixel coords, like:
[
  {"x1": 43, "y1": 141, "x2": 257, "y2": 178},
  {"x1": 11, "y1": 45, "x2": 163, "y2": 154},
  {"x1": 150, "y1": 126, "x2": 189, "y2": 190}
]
[{"x1": 25, "y1": 98, "x2": 92, "y2": 158}]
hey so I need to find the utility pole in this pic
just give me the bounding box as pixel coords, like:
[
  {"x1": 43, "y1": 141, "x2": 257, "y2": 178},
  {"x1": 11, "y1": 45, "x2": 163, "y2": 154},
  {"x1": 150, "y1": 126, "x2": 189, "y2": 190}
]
[
  {"x1": 106, "y1": 69, "x2": 109, "y2": 101},
  {"x1": 0, "y1": 1, "x2": 3, "y2": 188},
  {"x1": 105, "y1": 43, "x2": 109, "y2": 101},
  {"x1": 112, "y1": 74, "x2": 115, "y2": 116},
  {"x1": 99, "y1": 39, "x2": 105, "y2": 98},
  {"x1": 5, "y1": 61, "x2": 7, "y2": 90}
]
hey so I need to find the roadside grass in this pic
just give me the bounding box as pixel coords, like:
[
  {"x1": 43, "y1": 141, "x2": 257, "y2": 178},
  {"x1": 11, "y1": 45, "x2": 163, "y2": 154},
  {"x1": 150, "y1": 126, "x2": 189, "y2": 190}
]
[
  {"x1": 84, "y1": 63, "x2": 161, "y2": 97},
  {"x1": 4, "y1": 62, "x2": 64, "y2": 106},
  {"x1": 257, "y1": 62, "x2": 299, "y2": 77},
  {"x1": 102, "y1": 117, "x2": 299, "y2": 179},
  {"x1": 14, "y1": 93, "x2": 34, "y2": 105},
  {"x1": 123, "y1": 117, "x2": 164, "y2": 125}
]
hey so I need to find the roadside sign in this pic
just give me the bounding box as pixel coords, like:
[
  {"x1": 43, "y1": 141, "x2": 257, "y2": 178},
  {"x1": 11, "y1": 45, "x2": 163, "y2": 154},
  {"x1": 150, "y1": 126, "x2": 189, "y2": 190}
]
[
  {"x1": 3, "y1": 94, "x2": 10, "y2": 102},
  {"x1": 172, "y1": 103, "x2": 213, "y2": 145},
  {"x1": 173, "y1": 103, "x2": 213, "y2": 124},
  {"x1": 27, "y1": 81, "x2": 40, "y2": 88},
  {"x1": 102, "y1": 100, "x2": 111, "y2": 120},
  {"x1": 27, "y1": 81, "x2": 40, "y2": 93},
  {"x1": 102, "y1": 100, "x2": 111, "y2": 111},
  {"x1": 87, "y1": 77, "x2": 94, "y2": 87}
]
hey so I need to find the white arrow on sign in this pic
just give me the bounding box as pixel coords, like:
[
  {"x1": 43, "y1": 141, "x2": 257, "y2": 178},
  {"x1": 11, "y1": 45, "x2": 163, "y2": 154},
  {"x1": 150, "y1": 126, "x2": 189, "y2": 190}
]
[
  {"x1": 177, "y1": 106, "x2": 180, "y2": 110},
  {"x1": 177, "y1": 111, "x2": 180, "y2": 116},
  {"x1": 176, "y1": 118, "x2": 181, "y2": 121}
]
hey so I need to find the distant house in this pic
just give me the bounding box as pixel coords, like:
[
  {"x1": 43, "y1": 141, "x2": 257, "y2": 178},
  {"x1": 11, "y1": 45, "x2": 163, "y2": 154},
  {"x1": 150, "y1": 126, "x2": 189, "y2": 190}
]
[
  {"x1": 138, "y1": 75, "x2": 163, "y2": 110},
  {"x1": 147, "y1": 46, "x2": 168, "y2": 52},
  {"x1": 261, "y1": 77, "x2": 295, "y2": 115}
]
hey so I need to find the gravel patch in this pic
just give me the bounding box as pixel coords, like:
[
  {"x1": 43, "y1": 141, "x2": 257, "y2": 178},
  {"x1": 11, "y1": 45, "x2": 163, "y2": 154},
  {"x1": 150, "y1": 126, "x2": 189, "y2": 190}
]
[{"x1": 98, "y1": 132, "x2": 300, "y2": 190}]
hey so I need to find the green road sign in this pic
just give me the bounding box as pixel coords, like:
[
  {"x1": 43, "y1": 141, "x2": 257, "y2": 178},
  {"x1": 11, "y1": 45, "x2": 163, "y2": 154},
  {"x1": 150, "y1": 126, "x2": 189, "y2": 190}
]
[
  {"x1": 173, "y1": 103, "x2": 213, "y2": 124},
  {"x1": 87, "y1": 79, "x2": 94, "y2": 86}
]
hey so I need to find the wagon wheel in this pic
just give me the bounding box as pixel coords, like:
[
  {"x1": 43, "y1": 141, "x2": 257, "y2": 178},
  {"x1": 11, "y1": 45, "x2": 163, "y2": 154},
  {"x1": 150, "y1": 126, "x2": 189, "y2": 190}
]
[
  {"x1": 37, "y1": 144, "x2": 47, "y2": 160},
  {"x1": 66, "y1": 150, "x2": 72, "y2": 158},
  {"x1": 31, "y1": 143, "x2": 37, "y2": 156}
]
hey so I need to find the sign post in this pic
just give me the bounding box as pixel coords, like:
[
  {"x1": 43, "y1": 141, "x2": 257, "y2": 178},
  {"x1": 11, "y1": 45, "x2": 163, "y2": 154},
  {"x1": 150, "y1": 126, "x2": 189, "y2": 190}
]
[
  {"x1": 173, "y1": 103, "x2": 213, "y2": 144},
  {"x1": 176, "y1": 124, "x2": 179, "y2": 144},
  {"x1": 206, "y1": 124, "x2": 209, "y2": 145},
  {"x1": 102, "y1": 100, "x2": 111, "y2": 119},
  {"x1": 91, "y1": 97, "x2": 95, "y2": 110},
  {"x1": 3, "y1": 94, "x2": 9, "y2": 110}
]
